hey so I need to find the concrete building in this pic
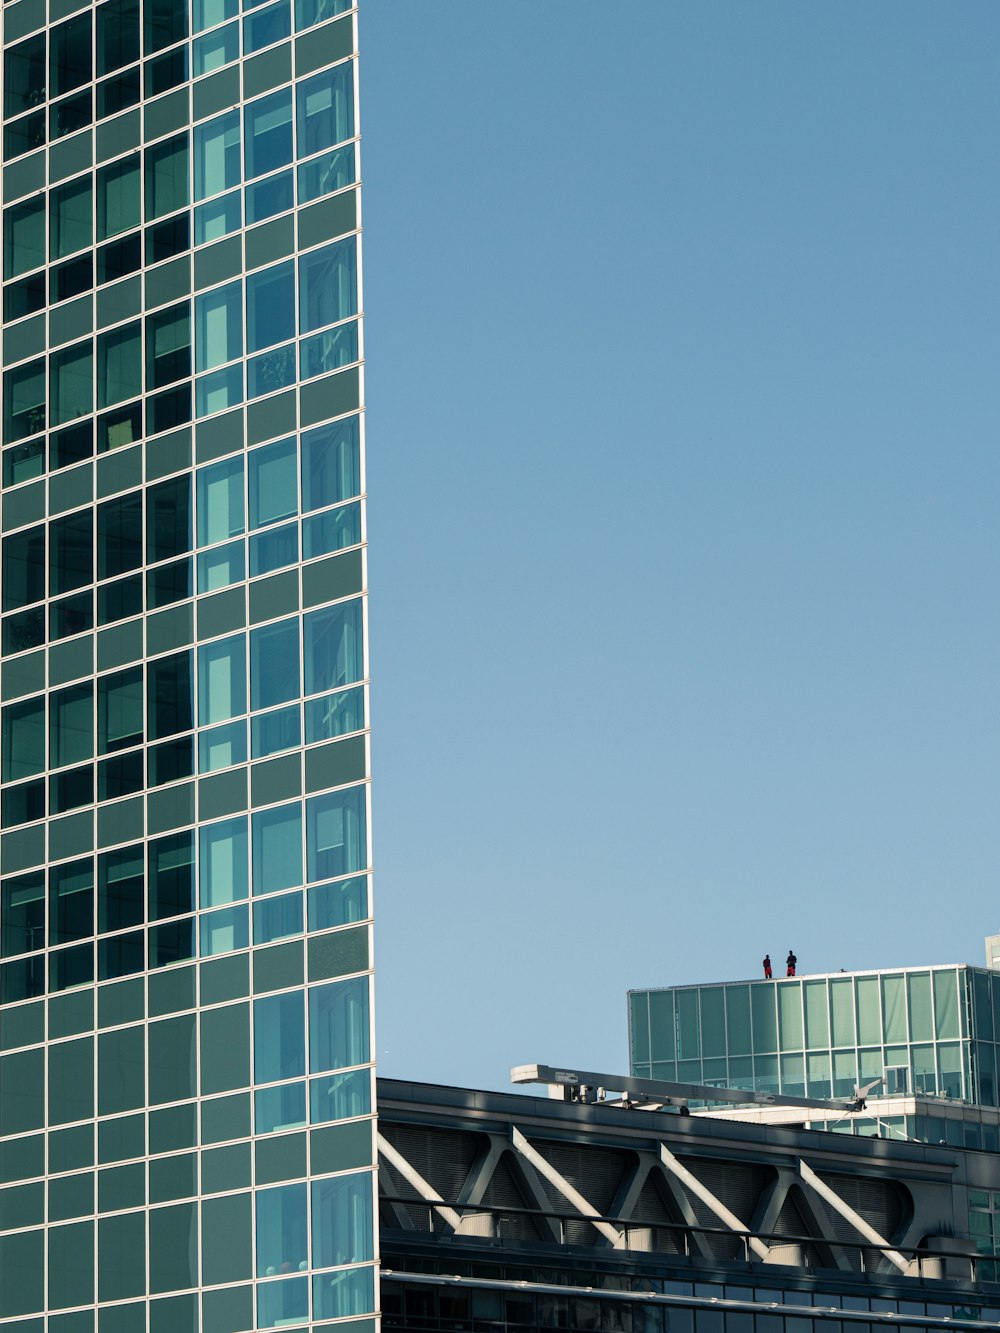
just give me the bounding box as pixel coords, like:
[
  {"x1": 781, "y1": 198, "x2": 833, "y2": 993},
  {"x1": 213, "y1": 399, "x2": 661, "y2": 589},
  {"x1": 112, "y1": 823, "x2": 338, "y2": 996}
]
[{"x1": 0, "y1": 0, "x2": 374, "y2": 1327}]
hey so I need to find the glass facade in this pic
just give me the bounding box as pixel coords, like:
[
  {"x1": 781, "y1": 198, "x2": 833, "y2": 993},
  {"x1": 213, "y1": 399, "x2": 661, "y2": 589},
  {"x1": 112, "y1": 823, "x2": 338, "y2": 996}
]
[
  {"x1": 629, "y1": 967, "x2": 1000, "y2": 1118},
  {"x1": 0, "y1": 0, "x2": 374, "y2": 1326}
]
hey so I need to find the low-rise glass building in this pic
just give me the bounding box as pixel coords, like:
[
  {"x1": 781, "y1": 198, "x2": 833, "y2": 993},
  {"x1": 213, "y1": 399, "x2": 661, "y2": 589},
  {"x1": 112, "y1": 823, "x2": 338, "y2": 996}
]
[{"x1": 630, "y1": 965, "x2": 1000, "y2": 1127}]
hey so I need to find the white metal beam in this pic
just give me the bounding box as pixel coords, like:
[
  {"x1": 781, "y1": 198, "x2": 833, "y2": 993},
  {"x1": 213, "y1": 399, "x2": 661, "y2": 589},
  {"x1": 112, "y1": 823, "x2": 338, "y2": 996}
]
[
  {"x1": 659, "y1": 1144, "x2": 769, "y2": 1260},
  {"x1": 511, "y1": 1127, "x2": 621, "y2": 1245},
  {"x1": 377, "y1": 1132, "x2": 463, "y2": 1232},
  {"x1": 798, "y1": 1160, "x2": 908, "y2": 1273}
]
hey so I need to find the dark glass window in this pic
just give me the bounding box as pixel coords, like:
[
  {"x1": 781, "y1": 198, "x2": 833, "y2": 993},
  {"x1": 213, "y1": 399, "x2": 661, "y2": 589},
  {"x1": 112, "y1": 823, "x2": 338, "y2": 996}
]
[
  {"x1": 50, "y1": 592, "x2": 94, "y2": 640},
  {"x1": 1, "y1": 779, "x2": 45, "y2": 828},
  {"x1": 49, "y1": 683, "x2": 94, "y2": 769},
  {"x1": 49, "y1": 859, "x2": 94, "y2": 944},
  {"x1": 51, "y1": 422, "x2": 94, "y2": 470},
  {"x1": 148, "y1": 832, "x2": 195, "y2": 921},
  {"x1": 147, "y1": 652, "x2": 193, "y2": 740},
  {"x1": 2, "y1": 526, "x2": 44, "y2": 611},
  {"x1": 148, "y1": 736, "x2": 193, "y2": 786},
  {"x1": 2, "y1": 608, "x2": 44, "y2": 655},
  {"x1": 3, "y1": 199, "x2": 45, "y2": 280},
  {"x1": 51, "y1": 255, "x2": 94, "y2": 305},
  {"x1": 98, "y1": 750, "x2": 144, "y2": 801},
  {"x1": 98, "y1": 492, "x2": 143, "y2": 580},
  {"x1": 2, "y1": 439, "x2": 44, "y2": 488},
  {"x1": 144, "y1": 46, "x2": 187, "y2": 97},
  {"x1": 98, "y1": 846, "x2": 144, "y2": 932},
  {"x1": 51, "y1": 179, "x2": 93, "y2": 261},
  {"x1": 50, "y1": 15, "x2": 92, "y2": 97},
  {"x1": 97, "y1": 68, "x2": 142, "y2": 119},
  {"x1": 49, "y1": 510, "x2": 94, "y2": 595},
  {"x1": 145, "y1": 136, "x2": 189, "y2": 222},
  {"x1": 49, "y1": 765, "x2": 94, "y2": 815},
  {"x1": 97, "y1": 667, "x2": 143, "y2": 754},
  {"x1": 50, "y1": 90, "x2": 92, "y2": 140},
  {"x1": 98, "y1": 158, "x2": 142, "y2": 241},
  {"x1": 145, "y1": 214, "x2": 190, "y2": 264},
  {"x1": 98, "y1": 574, "x2": 143, "y2": 626},
  {"x1": 98, "y1": 403, "x2": 143, "y2": 453},
  {"x1": 98, "y1": 235, "x2": 142, "y2": 285},
  {"x1": 3, "y1": 111, "x2": 45, "y2": 161},
  {"x1": 147, "y1": 558, "x2": 191, "y2": 609},
  {"x1": 146, "y1": 475, "x2": 192, "y2": 562},
  {"x1": 1, "y1": 872, "x2": 44, "y2": 955},
  {"x1": 146, "y1": 303, "x2": 191, "y2": 389},
  {"x1": 97, "y1": 0, "x2": 141, "y2": 75},
  {"x1": 3, "y1": 36, "x2": 45, "y2": 120},
  {"x1": 147, "y1": 385, "x2": 191, "y2": 435},
  {"x1": 3, "y1": 275, "x2": 45, "y2": 321},
  {"x1": 144, "y1": 0, "x2": 188, "y2": 53}
]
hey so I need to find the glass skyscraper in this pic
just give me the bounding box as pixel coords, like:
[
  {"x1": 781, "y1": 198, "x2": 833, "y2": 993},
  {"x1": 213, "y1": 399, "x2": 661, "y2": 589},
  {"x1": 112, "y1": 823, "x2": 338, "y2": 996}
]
[{"x1": 0, "y1": 0, "x2": 374, "y2": 1326}]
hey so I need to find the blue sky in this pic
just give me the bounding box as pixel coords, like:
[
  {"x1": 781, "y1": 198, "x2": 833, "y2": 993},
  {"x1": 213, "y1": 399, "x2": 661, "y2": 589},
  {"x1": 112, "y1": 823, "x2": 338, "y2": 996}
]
[{"x1": 359, "y1": 2, "x2": 1000, "y2": 1092}]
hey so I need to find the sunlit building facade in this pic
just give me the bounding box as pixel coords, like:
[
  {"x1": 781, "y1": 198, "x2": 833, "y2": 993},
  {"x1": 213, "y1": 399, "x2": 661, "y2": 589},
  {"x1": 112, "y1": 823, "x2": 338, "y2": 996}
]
[{"x1": 0, "y1": 0, "x2": 374, "y2": 1327}]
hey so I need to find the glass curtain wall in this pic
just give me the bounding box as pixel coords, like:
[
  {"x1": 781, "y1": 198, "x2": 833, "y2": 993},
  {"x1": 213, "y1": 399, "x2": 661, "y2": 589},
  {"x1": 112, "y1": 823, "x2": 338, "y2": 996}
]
[
  {"x1": 630, "y1": 967, "x2": 977, "y2": 1111},
  {"x1": 0, "y1": 0, "x2": 374, "y2": 1327}
]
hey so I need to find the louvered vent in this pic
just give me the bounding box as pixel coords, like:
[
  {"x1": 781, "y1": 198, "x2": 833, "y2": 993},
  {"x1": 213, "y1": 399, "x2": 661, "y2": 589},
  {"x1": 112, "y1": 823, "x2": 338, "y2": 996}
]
[
  {"x1": 533, "y1": 1141, "x2": 635, "y2": 1214},
  {"x1": 815, "y1": 1171, "x2": 907, "y2": 1241},
  {"x1": 685, "y1": 1158, "x2": 770, "y2": 1222},
  {"x1": 380, "y1": 1123, "x2": 481, "y2": 1203},
  {"x1": 480, "y1": 1153, "x2": 549, "y2": 1242},
  {"x1": 630, "y1": 1174, "x2": 686, "y2": 1254}
]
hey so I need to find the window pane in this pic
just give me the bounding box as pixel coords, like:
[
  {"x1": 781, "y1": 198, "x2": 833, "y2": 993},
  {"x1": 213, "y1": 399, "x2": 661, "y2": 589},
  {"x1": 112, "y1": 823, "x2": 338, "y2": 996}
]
[
  {"x1": 1, "y1": 873, "x2": 45, "y2": 956},
  {"x1": 296, "y1": 64, "x2": 354, "y2": 158},
  {"x1": 50, "y1": 683, "x2": 93, "y2": 768},
  {"x1": 3, "y1": 359, "x2": 46, "y2": 443},
  {"x1": 254, "y1": 1182, "x2": 306, "y2": 1276},
  {"x1": 193, "y1": 0, "x2": 236, "y2": 31},
  {"x1": 145, "y1": 135, "x2": 189, "y2": 221},
  {"x1": 306, "y1": 787, "x2": 366, "y2": 883},
  {"x1": 148, "y1": 652, "x2": 193, "y2": 740},
  {"x1": 197, "y1": 456, "x2": 245, "y2": 545},
  {"x1": 248, "y1": 437, "x2": 296, "y2": 529},
  {"x1": 98, "y1": 324, "x2": 142, "y2": 409},
  {"x1": 49, "y1": 859, "x2": 93, "y2": 945},
  {"x1": 298, "y1": 238, "x2": 356, "y2": 333},
  {"x1": 2, "y1": 525, "x2": 45, "y2": 610},
  {"x1": 300, "y1": 416, "x2": 359, "y2": 511},
  {"x1": 309, "y1": 975, "x2": 369, "y2": 1072},
  {"x1": 98, "y1": 159, "x2": 141, "y2": 240},
  {"x1": 199, "y1": 817, "x2": 249, "y2": 907},
  {"x1": 246, "y1": 261, "x2": 294, "y2": 353},
  {"x1": 97, "y1": 0, "x2": 141, "y2": 76},
  {"x1": 195, "y1": 281, "x2": 242, "y2": 372},
  {"x1": 312, "y1": 1172, "x2": 372, "y2": 1269},
  {"x1": 254, "y1": 993, "x2": 304, "y2": 1083},
  {"x1": 98, "y1": 846, "x2": 144, "y2": 932},
  {"x1": 250, "y1": 619, "x2": 299, "y2": 711},
  {"x1": 50, "y1": 510, "x2": 93, "y2": 594},
  {"x1": 50, "y1": 343, "x2": 93, "y2": 427},
  {"x1": 198, "y1": 634, "x2": 246, "y2": 725},
  {"x1": 146, "y1": 304, "x2": 192, "y2": 390},
  {"x1": 4, "y1": 200, "x2": 46, "y2": 279},
  {"x1": 194, "y1": 112, "x2": 241, "y2": 203},
  {"x1": 98, "y1": 667, "x2": 143, "y2": 754},
  {"x1": 252, "y1": 803, "x2": 302, "y2": 896},
  {"x1": 148, "y1": 831, "x2": 195, "y2": 921},
  {"x1": 50, "y1": 178, "x2": 93, "y2": 260},
  {"x1": 244, "y1": 88, "x2": 292, "y2": 180},
  {"x1": 50, "y1": 14, "x2": 92, "y2": 97},
  {"x1": 4, "y1": 36, "x2": 46, "y2": 120},
  {"x1": 304, "y1": 599, "x2": 363, "y2": 695}
]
